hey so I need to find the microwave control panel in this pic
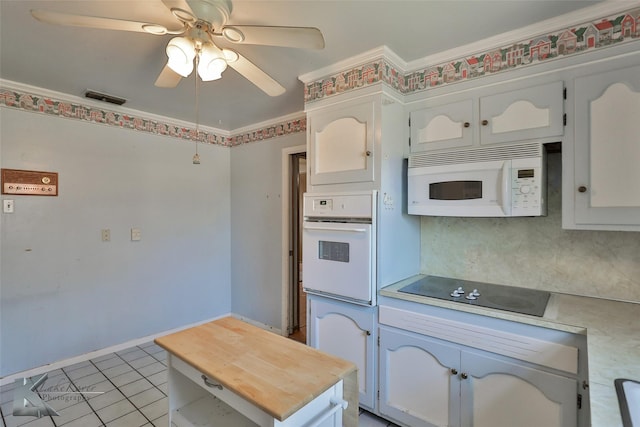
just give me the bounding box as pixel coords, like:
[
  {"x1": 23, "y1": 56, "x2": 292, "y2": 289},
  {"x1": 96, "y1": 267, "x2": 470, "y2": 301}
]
[{"x1": 511, "y1": 166, "x2": 545, "y2": 216}]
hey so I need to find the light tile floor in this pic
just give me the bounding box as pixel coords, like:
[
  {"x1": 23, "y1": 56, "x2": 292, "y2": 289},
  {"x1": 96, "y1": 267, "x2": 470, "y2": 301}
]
[{"x1": 0, "y1": 342, "x2": 396, "y2": 427}]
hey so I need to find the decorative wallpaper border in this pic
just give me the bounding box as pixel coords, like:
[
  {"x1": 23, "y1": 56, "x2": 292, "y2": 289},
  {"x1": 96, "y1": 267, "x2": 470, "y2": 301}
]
[
  {"x1": 4, "y1": 6, "x2": 638, "y2": 143},
  {"x1": 227, "y1": 118, "x2": 306, "y2": 147},
  {"x1": 304, "y1": 6, "x2": 640, "y2": 102},
  {"x1": 0, "y1": 87, "x2": 306, "y2": 147}
]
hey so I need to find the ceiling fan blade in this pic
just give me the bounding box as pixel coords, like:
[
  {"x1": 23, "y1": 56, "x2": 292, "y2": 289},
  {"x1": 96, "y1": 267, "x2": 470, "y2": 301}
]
[
  {"x1": 161, "y1": 0, "x2": 197, "y2": 22},
  {"x1": 227, "y1": 52, "x2": 285, "y2": 97},
  {"x1": 30, "y1": 9, "x2": 176, "y2": 34},
  {"x1": 220, "y1": 25, "x2": 325, "y2": 49},
  {"x1": 155, "y1": 64, "x2": 183, "y2": 88}
]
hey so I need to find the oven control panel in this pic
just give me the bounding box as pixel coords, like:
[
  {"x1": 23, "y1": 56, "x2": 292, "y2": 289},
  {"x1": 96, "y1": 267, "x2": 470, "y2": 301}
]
[{"x1": 304, "y1": 191, "x2": 375, "y2": 219}]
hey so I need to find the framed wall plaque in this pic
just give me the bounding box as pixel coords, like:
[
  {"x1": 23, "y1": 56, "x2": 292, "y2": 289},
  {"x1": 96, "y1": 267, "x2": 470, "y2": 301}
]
[{"x1": 1, "y1": 169, "x2": 58, "y2": 196}]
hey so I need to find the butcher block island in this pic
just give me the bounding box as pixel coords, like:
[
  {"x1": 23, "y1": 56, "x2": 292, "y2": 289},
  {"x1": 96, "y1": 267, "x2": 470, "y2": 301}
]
[{"x1": 155, "y1": 317, "x2": 358, "y2": 427}]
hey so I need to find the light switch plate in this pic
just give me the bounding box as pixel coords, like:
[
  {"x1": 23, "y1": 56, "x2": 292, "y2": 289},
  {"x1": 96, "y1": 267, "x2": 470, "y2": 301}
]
[
  {"x1": 101, "y1": 229, "x2": 110, "y2": 242},
  {"x1": 3, "y1": 199, "x2": 14, "y2": 213}
]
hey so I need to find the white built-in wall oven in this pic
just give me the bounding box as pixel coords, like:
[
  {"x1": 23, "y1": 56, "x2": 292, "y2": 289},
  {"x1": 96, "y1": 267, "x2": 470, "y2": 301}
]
[{"x1": 302, "y1": 191, "x2": 376, "y2": 306}]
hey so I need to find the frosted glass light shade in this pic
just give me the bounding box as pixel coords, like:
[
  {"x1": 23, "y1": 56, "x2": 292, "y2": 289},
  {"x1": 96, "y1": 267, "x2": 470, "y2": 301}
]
[
  {"x1": 166, "y1": 36, "x2": 196, "y2": 77},
  {"x1": 198, "y1": 44, "x2": 227, "y2": 81},
  {"x1": 222, "y1": 49, "x2": 239, "y2": 63}
]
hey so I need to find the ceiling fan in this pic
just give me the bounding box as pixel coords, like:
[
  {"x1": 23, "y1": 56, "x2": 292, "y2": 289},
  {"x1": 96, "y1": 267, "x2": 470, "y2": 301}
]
[{"x1": 30, "y1": 0, "x2": 325, "y2": 96}]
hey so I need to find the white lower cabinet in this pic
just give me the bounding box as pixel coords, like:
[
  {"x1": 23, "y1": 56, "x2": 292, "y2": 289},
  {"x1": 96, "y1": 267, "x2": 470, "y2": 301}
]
[
  {"x1": 460, "y1": 351, "x2": 577, "y2": 427},
  {"x1": 379, "y1": 326, "x2": 578, "y2": 427},
  {"x1": 377, "y1": 299, "x2": 588, "y2": 427},
  {"x1": 308, "y1": 296, "x2": 377, "y2": 410},
  {"x1": 379, "y1": 327, "x2": 459, "y2": 427}
]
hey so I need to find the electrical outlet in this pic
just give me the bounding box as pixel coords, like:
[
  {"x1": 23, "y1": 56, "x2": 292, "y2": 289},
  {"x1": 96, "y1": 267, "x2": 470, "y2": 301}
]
[
  {"x1": 131, "y1": 228, "x2": 141, "y2": 241},
  {"x1": 3, "y1": 199, "x2": 14, "y2": 213},
  {"x1": 101, "y1": 229, "x2": 111, "y2": 242}
]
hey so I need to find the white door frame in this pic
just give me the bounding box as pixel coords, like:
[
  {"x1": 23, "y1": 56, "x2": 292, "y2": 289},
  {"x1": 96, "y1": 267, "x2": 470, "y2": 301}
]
[{"x1": 281, "y1": 144, "x2": 306, "y2": 335}]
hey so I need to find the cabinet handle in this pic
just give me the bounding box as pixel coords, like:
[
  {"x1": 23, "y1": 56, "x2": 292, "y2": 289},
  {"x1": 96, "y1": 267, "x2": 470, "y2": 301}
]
[
  {"x1": 578, "y1": 186, "x2": 588, "y2": 193},
  {"x1": 365, "y1": 150, "x2": 372, "y2": 157},
  {"x1": 201, "y1": 375, "x2": 223, "y2": 390},
  {"x1": 481, "y1": 119, "x2": 489, "y2": 126},
  {"x1": 450, "y1": 368, "x2": 458, "y2": 375},
  {"x1": 365, "y1": 330, "x2": 371, "y2": 336},
  {"x1": 463, "y1": 122, "x2": 470, "y2": 128},
  {"x1": 461, "y1": 373, "x2": 468, "y2": 380}
]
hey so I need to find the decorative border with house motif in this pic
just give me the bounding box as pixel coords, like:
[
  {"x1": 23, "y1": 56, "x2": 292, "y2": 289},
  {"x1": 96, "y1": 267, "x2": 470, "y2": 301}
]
[
  {"x1": 304, "y1": 7, "x2": 640, "y2": 102},
  {"x1": 0, "y1": 88, "x2": 307, "y2": 147}
]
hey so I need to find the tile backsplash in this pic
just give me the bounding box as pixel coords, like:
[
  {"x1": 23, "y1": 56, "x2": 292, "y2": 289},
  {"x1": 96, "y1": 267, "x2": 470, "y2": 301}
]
[{"x1": 420, "y1": 152, "x2": 640, "y2": 303}]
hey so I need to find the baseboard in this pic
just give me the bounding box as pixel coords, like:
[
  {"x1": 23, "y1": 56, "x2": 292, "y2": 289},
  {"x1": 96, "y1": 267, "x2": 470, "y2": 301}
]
[
  {"x1": 0, "y1": 313, "x2": 230, "y2": 386},
  {"x1": 230, "y1": 313, "x2": 283, "y2": 335}
]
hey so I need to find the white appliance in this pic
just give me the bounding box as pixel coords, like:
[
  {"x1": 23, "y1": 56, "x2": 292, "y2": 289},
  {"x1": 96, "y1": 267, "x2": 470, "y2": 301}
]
[
  {"x1": 303, "y1": 191, "x2": 376, "y2": 306},
  {"x1": 407, "y1": 142, "x2": 547, "y2": 217}
]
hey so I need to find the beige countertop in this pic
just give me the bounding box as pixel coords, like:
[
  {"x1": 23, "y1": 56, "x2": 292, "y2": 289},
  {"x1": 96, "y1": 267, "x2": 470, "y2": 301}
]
[{"x1": 380, "y1": 276, "x2": 640, "y2": 427}]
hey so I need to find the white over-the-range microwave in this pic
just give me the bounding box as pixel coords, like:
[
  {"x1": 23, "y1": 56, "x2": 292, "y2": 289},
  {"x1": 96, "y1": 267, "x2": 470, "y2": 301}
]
[{"x1": 408, "y1": 142, "x2": 547, "y2": 217}]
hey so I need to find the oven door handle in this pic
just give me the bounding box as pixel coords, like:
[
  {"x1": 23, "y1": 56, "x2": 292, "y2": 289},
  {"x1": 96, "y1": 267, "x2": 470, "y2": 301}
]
[{"x1": 303, "y1": 225, "x2": 368, "y2": 233}]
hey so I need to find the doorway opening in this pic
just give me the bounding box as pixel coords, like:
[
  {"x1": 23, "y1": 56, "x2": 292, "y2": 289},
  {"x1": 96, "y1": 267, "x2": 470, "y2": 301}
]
[{"x1": 288, "y1": 152, "x2": 307, "y2": 343}]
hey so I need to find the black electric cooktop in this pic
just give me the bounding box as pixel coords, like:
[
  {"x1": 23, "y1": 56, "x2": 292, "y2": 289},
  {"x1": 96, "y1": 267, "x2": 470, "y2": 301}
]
[{"x1": 398, "y1": 275, "x2": 550, "y2": 317}]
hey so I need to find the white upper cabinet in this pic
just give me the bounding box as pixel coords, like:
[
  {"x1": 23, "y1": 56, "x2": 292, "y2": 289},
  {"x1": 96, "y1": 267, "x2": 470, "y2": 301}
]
[
  {"x1": 410, "y1": 81, "x2": 564, "y2": 153},
  {"x1": 410, "y1": 99, "x2": 474, "y2": 152},
  {"x1": 567, "y1": 63, "x2": 640, "y2": 231},
  {"x1": 479, "y1": 81, "x2": 564, "y2": 145},
  {"x1": 308, "y1": 99, "x2": 375, "y2": 185}
]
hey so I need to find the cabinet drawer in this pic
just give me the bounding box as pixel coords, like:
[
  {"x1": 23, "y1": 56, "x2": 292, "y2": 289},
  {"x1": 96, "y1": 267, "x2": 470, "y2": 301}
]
[
  {"x1": 171, "y1": 355, "x2": 274, "y2": 425},
  {"x1": 170, "y1": 355, "x2": 346, "y2": 427},
  {"x1": 379, "y1": 305, "x2": 578, "y2": 374}
]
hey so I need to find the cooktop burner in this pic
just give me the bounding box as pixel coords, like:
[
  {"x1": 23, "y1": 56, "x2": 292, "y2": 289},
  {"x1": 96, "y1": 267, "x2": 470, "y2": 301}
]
[{"x1": 398, "y1": 275, "x2": 550, "y2": 317}]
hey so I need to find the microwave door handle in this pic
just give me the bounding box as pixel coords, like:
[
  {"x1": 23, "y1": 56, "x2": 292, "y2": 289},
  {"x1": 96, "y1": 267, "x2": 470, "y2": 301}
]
[
  {"x1": 501, "y1": 161, "x2": 511, "y2": 216},
  {"x1": 303, "y1": 225, "x2": 368, "y2": 233}
]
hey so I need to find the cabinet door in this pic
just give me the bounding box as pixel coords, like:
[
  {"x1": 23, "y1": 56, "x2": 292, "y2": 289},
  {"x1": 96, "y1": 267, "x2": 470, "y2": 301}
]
[
  {"x1": 479, "y1": 81, "x2": 564, "y2": 145},
  {"x1": 379, "y1": 327, "x2": 460, "y2": 427},
  {"x1": 308, "y1": 101, "x2": 375, "y2": 185},
  {"x1": 573, "y1": 65, "x2": 640, "y2": 227},
  {"x1": 460, "y1": 351, "x2": 577, "y2": 427},
  {"x1": 308, "y1": 297, "x2": 376, "y2": 410},
  {"x1": 410, "y1": 99, "x2": 473, "y2": 152}
]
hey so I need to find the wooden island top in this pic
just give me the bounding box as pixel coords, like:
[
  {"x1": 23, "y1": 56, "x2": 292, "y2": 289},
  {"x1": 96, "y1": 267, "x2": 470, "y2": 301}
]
[{"x1": 155, "y1": 316, "x2": 357, "y2": 423}]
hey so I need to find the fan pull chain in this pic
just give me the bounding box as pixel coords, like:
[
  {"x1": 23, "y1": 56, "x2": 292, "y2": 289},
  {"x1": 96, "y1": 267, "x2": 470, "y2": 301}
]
[{"x1": 193, "y1": 53, "x2": 201, "y2": 165}]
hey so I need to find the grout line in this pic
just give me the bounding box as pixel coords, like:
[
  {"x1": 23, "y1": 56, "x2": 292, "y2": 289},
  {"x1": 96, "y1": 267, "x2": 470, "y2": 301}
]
[
  {"x1": 87, "y1": 355, "x2": 155, "y2": 426},
  {"x1": 52, "y1": 367, "x2": 102, "y2": 427}
]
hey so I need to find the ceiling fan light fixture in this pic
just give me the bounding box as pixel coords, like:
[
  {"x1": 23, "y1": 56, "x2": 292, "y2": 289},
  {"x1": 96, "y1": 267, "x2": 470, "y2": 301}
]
[
  {"x1": 198, "y1": 44, "x2": 227, "y2": 81},
  {"x1": 221, "y1": 49, "x2": 239, "y2": 63},
  {"x1": 198, "y1": 57, "x2": 227, "y2": 81},
  {"x1": 166, "y1": 36, "x2": 196, "y2": 77},
  {"x1": 222, "y1": 26, "x2": 244, "y2": 43}
]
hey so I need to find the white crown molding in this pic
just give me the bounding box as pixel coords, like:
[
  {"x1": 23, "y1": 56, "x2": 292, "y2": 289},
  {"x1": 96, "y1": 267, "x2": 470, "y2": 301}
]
[
  {"x1": 0, "y1": 79, "x2": 231, "y2": 136},
  {"x1": 298, "y1": 45, "x2": 407, "y2": 84},
  {"x1": 405, "y1": 1, "x2": 640, "y2": 71}
]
